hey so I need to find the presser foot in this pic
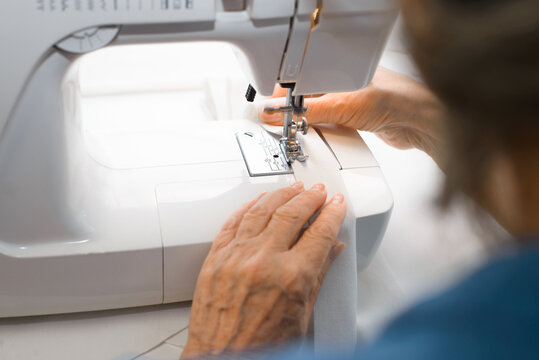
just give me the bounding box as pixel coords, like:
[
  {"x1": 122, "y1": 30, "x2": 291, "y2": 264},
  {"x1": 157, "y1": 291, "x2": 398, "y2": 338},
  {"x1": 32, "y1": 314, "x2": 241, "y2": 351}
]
[
  {"x1": 280, "y1": 138, "x2": 308, "y2": 163},
  {"x1": 280, "y1": 115, "x2": 309, "y2": 164},
  {"x1": 252, "y1": 86, "x2": 310, "y2": 165}
]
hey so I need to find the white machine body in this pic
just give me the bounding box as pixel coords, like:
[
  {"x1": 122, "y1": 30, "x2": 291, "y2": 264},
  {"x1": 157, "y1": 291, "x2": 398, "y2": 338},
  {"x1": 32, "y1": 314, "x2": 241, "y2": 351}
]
[{"x1": 0, "y1": 0, "x2": 397, "y2": 317}]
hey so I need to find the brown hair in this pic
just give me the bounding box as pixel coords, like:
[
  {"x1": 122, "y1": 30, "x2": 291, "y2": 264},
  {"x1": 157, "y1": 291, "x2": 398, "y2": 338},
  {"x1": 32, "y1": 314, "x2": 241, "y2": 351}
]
[{"x1": 401, "y1": 0, "x2": 539, "y2": 207}]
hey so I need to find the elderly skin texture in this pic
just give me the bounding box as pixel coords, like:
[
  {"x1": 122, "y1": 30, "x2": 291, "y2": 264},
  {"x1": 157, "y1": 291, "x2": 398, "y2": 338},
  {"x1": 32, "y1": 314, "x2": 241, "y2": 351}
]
[{"x1": 182, "y1": 183, "x2": 346, "y2": 358}]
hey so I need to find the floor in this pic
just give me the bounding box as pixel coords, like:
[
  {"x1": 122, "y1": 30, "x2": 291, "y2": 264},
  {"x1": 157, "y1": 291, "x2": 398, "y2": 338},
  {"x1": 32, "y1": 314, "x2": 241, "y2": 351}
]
[{"x1": 0, "y1": 22, "x2": 488, "y2": 360}]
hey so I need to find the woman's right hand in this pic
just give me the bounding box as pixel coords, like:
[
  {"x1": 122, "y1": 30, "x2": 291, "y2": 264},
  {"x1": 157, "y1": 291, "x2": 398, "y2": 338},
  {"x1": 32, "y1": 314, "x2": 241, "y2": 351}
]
[{"x1": 260, "y1": 67, "x2": 446, "y2": 163}]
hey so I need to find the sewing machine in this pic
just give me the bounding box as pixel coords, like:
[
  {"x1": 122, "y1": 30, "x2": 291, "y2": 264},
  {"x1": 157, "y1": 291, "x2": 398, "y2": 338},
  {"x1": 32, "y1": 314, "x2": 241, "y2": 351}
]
[{"x1": 0, "y1": 0, "x2": 397, "y2": 320}]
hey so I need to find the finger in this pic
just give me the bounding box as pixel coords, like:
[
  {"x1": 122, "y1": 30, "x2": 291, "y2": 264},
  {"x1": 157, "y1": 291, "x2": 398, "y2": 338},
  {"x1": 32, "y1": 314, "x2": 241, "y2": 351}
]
[
  {"x1": 259, "y1": 97, "x2": 287, "y2": 125},
  {"x1": 261, "y1": 66, "x2": 397, "y2": 127},
  {"x1": 236, "y1": 182, "x2": 305, "y2": 239},
  {"x1": 291, "y1": 194, "x2": 347, "y2": 267},
  {"x1": 272, "y1": 85, "x2": 288, "y2": 98},
  {"x1": 305, "y1": 92, "x2": 372, "y2": 129},
  {"x1": 211, "y1": 192, "x2": 266, "y2": 251},
  {"x1": 263, "y1": 183, "x2": 328, "y2": 250},
  {"x1": 258, "y1": 95, "x2": 339, "y2": 126},
  {"x1": 304, "y1": 241, "x2": 345, "y2": 321}
]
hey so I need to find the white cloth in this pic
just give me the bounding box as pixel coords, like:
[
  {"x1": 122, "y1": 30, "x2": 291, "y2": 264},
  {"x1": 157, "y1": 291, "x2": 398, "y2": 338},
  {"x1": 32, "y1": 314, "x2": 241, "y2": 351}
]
[{"x1": 292, "y1": 131, "x2": 358, "y2": 355}]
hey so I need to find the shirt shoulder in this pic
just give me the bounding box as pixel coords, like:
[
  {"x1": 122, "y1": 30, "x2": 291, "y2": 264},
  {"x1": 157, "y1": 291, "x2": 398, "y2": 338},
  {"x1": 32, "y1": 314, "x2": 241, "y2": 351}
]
[{"x1": 357, "y1": 246, "x2": 539, "y2": 360}]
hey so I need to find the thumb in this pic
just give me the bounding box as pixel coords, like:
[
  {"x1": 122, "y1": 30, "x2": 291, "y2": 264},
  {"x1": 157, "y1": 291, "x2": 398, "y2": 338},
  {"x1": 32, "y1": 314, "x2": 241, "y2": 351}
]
[{"x1": 258, "y1": 95, "x2": 338, "y2": 126}]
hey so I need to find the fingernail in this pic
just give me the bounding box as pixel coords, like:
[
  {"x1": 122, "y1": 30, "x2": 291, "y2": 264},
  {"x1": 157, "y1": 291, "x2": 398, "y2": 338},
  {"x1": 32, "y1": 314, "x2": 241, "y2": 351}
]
[
  {"x1": 263, "y1": 97, "x2": 287, "y2": 109},
  {"x1": 331, "y1": 194, "x2": 344, "y2": 204},
  {"x1": 291, "y1": 181, "x2": 304, "y2": 190},
  {"x1": 259, "y1": 98, "x2": 286, "y2": 124},
  {"x1": 329, "y1": 242, "x2": 345, "y2": 260},
  {"x1": 261, "y1": 113, "x2": 284, "y2": 124},
  {"x1": 311, "y1": 183, "x2": 325, "y2": 192}
]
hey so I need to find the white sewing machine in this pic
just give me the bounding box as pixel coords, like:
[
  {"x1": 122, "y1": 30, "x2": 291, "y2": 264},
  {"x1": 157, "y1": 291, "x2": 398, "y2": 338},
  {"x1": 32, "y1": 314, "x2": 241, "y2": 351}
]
[{"x1": 0, "y1": 0, "x2": 397, "y2": 324}]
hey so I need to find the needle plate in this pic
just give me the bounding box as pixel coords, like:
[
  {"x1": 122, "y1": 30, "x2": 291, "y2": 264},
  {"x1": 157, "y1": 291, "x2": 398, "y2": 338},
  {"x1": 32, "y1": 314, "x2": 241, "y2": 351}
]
[{"x1": 236, "y1": 131, "x2": 293, "y2": 177}]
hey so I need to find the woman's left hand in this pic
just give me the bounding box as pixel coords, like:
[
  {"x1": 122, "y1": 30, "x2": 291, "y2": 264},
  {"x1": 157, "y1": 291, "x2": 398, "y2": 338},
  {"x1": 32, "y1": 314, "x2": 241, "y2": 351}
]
[{"x1": 181, "y1": 182, "x2": 346, "y2": 358}]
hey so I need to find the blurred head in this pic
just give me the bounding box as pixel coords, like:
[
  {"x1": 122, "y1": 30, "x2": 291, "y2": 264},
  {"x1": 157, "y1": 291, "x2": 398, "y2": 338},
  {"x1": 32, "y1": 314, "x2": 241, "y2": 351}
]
[{"x1": 400, "y1": 0, "x2": 539, "y2": 235}]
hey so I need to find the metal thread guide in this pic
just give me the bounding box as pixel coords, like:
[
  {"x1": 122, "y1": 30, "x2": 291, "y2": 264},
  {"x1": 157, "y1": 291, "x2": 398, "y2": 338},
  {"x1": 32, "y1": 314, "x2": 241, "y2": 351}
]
[{"x1": 264, "y1": 86, "x2": 309, "y2": 163}]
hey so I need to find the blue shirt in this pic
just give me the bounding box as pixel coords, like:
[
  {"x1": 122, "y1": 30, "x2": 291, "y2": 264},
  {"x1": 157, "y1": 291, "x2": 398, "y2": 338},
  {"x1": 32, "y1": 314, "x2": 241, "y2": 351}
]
[{"x1": 278, "y1": 244, "x2": 539, "y2": 360}]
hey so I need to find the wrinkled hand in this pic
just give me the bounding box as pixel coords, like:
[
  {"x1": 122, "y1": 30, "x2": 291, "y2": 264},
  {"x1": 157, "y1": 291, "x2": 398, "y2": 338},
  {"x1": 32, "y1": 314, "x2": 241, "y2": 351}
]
[
  {"x1": 182, "y1": 183, "x2": 346, "y2": 358},
  {"x1": 261, "y1": 67, "x2": 446, "y2": 164}
]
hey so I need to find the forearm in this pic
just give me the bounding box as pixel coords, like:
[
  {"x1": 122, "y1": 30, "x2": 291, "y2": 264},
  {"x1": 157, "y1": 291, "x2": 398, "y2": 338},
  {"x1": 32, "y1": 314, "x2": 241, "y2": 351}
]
[
  {"x1": 406, "y1": 91, "x2": 448, "y2": 169},
  {"x1": 369, "y1": 68, "x2": 448, "y2": 168}
]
